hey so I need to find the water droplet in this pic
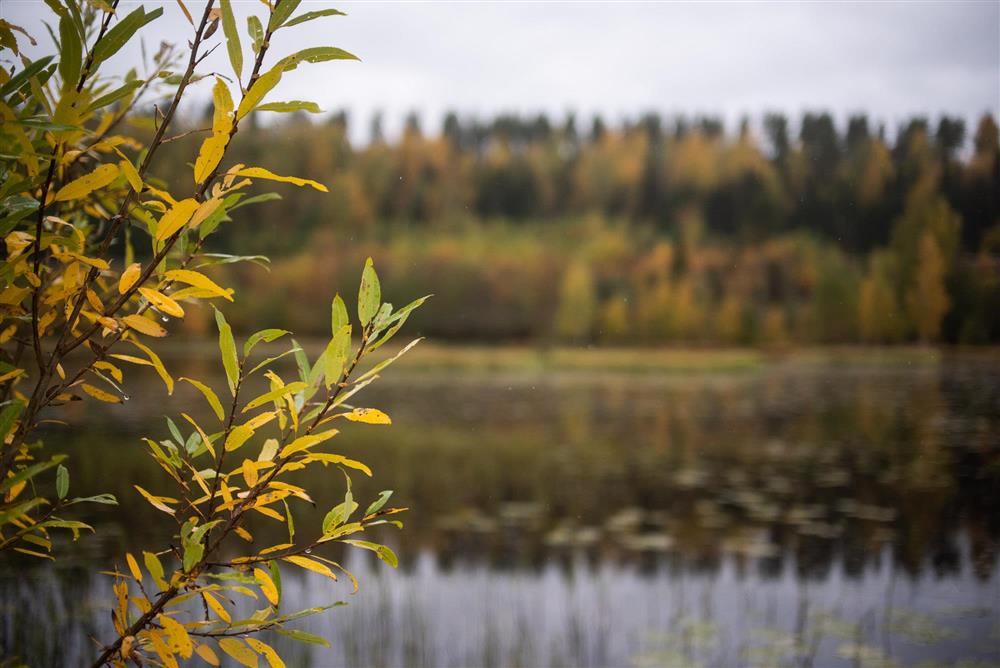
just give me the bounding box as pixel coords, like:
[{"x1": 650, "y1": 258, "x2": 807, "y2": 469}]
[
  {"x1": 161, "y1": 316, "x2": 169, "y2": 322},
  {"x1": 305, "y1": 548, "x2": 313, "y2": 554},
  {"x1": 122, "y1": 394, "x2": 131, "y2": 402}
]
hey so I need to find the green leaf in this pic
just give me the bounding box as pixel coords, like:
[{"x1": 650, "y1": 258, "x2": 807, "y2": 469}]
[
  {"x1": 227, "y1": 192, "x2": 281, "y2": 212},
  {"x1": 196, "y1": 253, "x2": 271, "y2": 270},
  {"x1": 268, "y1": 559, "x2": 282, "y2": 605},
  {"x1": 283, "y1": 8, "x2": 346, "y2": 28},
  {"x1": 367, "y1": 313, "x2": 408, "y2": 353},
  {"x1": 268, "y1": 0, "x2": 302, "y2": 31},
  {"x1": 85, "y1": 78, "x2": 144, "y2": 112},
  {"x1": 354, "y1": 338, "x2": 422, "y2": 384},
  {"x1": 387, "y1": 295, "x2": 431, "y2": 326},
  {"x1": 244, "y1": 328, "x2": 291, "y2": 356},
  {"x1": 248, "y1": 346, "x2": 302, "y2": 376},
  {"x1": 182, "y1": 538, "x2": 204, "y2": 572},
  {"x1": 357, "y1": 257, "x2": 380, "y2": 327},
  {"x1": 0, "y1": 498, "x2": 45, "y2": 525},
  {"x1": 277, "y1": 46, "x2": 360, "y2": 72},
  {"x1": 255, "y1": 100, "x2": 321, "y2": 114},
  {"x1": 166, "y1": 416, "x2": 185, "y2": 448},
  {"x1": 0, "y1": 454, "x2": 66, "y2": 494},
  {"x1": 67, "y1": 493, "x2": 118, "y2": 505},
  {"x1": 275, "y1": 628, "x2": 331, "y2": 647},
  {"x1": 247, "y1": 15, "x2": 264, "y2": 54},
  {"x1": 91, "y1": 6, "x2": 163, "y2": 66},
  {"x1": 220, "y1": 0, "x2": 243, "y2": 84},
  {"x1": 40, "y1": 519, "x2": 93, "y2": 533},
  {"x1": 58, "y1": 15, "x2": 82, "y2": 91},
  {"x1": 283, "y1": 498, "x2": 295, "y2": 543},
  {"x1": 364, "y1": 490, "x2": 393, "y2": 517},
  {"x1": 0, "y1": 56, "x2": 55, "y2": 99},
  {"x1": 341, "y1": 540, "x2": 398, "y2": 568},
  {"x1": 0, "y1": 400, "x2": 24, "y2": 441},
  {"x1": 331, "y1": 293, "x2": 349, "y2": 335},
  {"x1": 322, "y1": 472, "x2": 355, "y2": 533},
  {"x1": 323, "y1": 325, "x2": 352, "y2": 389},
  {"x1": 242, "y1": 382, "x2": 307, "y2": 412},
  {"x1": 214, "y1": 308, "x2": 240, "y2": 396},
  {"x1": 55, "y1": 464, "x2": 68, "y2": 499},
  {"x1": 236, "y1": 66, "x2": 282, "y2": 119},
  {"x1": 291, "y1": 338, "x2": 311, "y2": 383}
]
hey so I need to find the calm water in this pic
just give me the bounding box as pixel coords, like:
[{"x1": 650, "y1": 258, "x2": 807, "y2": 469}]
[{"x1": 2, "y1": 351, "x2": 999, "y2": 667}]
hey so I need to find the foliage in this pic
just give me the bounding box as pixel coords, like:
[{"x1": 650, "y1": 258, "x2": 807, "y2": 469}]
[{"x1": 0, "y1": 1, "x2": 426, "y2": 665}]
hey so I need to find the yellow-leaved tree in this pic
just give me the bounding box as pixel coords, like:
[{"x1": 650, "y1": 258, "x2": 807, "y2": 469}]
[{"x1": 0, "y1": 1, "x2": 428, "y2": 665}]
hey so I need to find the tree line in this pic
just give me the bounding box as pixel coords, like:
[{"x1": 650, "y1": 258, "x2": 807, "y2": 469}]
[{"x1": 149, "y1": 109, "x2": 1000, "y2": 345}]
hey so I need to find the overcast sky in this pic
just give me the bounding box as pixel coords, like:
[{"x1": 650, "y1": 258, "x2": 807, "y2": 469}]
[{"x1": 4, "y1": 1, "x2": 999, "y2": 142}]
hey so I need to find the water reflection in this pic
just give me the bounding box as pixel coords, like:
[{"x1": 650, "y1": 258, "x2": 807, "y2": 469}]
[{"x1": 1, "y1": 352, "x2": 999, "y2": 665}]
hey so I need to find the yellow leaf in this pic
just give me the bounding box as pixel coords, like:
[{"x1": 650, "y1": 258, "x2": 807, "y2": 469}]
[
  {"x1": 125, "y1": 552, "x2": 142, "y2": 581},
  {"x1": 253, "y1": 567, "x2": 279, "y2": 606},
  {"x1": 122, "y1": 314, "x2": 167, "y2": 337},
  {"x1": 0, "y1": 368, "x2": 25, "y2": 384},
  {"x1": 85, "y1": 288, "x2": 105, "y2": 314},
  {"x1": 129, "y1": 339, "x2": 174, "y2": 394},
  {"x1": 252, "y1": 505, "x2": 285, "y2": 521},
  {"x1": 179, "y1": 377, "x2": 225, "y2": 421},
  {"x1": 154, "y1": 198, "x2": 200, "y2": 241},
  {"x1": 278, "y1": 429, "x2": 338, "y2": 458},
  {"x1": 245, "y1": 638, "x2": 284, "y2": 668},
  {"x1": 195, "y1": 643, "x2": 220, "y2": 666},
  {"x1": 301, "y1": 453, "x2": 372, "y2": 477},
  {"x1": 119, "y1": 262, "x2": 141, "y2": 294},
  {"x1": 190, "y1": 197, "x2": 223, "y2": 229},
  {"x1": 224, "y1": 423, "x2": 255, "y2": 452},
  {"x1": 163, "y1": 269, "x2": 233, "y2": 301},
  {"x1": 145, "y1": 185, "x2": 177, "y2": 206},
  {"x1": 134, "y1": 485, "x2": 176, "y2": 515},
  {"x1": 52, "y1": 163, "x2": 120, "y2": 202},
  {"x1": 212, "y1": 77, "x2": 234, "y2": 135},
  {"x1": 217, "y1": 638, "x2": 257, "y2": 667},
  {"x1": 94, "y1": 361, "x2": 123, "y2": 383},
  {"x1": 144, "y1": 551, "x2": 168, "y2": 590},
  {"x1": 138, "y1": 287, "x2": 185, "y2": 318},
  {"x1": 61, "y1": 252, "x2": 110, "y2": 270},
  {"x1": 159, "y1": 614, "x2": 194, "y2": 659},
  {"x1": 241, "y1": 458, "x2": 258, "y2": 488},
  {"x1": 182, "y1": 412, "x2": 217, "y2": 459},
  {"x1": 232, "y1": 166, "x2": 327, "y2": 192},
  {"x1": 202, "y1": 591, "x2": 232, "y2": 624},
  {"x1": 194, "y1": 133, "x2": 228, "y2": 184},
  {"x1": 119, "y1": 158, "x2": 142, "y2": 192},
  {"x1": 81, "y1": 383, "x2": 122, "y2": 403},
  {"x1": 147, "y1": 630, "x2": 179, "y2": 668},
  {"x1": 234, "y1": 526, "x2": 253, "y2": 542},
  {"x1": 236, "y1": 67, "x2": 282, "y2": 120},
  {"x1": 176, "y1": 0, "x2": 194, "y2": 24},
  {"x1": 109, "y1": 353, "x2": 154, "y2": 367},
  {"x1": 342, "y1": 407, "x2": 391, "y2": 425},
  {"x1": 282, "y1": 555, "x2": 337, "y2": 580}
]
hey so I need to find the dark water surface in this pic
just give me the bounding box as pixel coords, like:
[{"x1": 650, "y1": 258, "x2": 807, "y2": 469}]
[{"x1": 2, "y1": 351, "x2": 999, "y2": 666}]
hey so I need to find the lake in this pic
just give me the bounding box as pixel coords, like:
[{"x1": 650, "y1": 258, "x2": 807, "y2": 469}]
[{"x1": 2, "y1": 348, "x2": 999, "y2": 667}]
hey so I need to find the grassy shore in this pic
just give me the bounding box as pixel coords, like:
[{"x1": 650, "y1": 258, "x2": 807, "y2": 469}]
[{"x1": 140, "y1": 338, "x2": 1000, "y2": 375}]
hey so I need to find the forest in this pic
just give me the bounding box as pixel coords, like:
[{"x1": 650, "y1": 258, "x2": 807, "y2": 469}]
[{"x1": 145, "y1": 108, "x2": 1000, "y2": 345}]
